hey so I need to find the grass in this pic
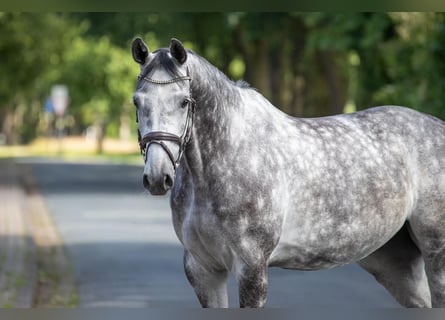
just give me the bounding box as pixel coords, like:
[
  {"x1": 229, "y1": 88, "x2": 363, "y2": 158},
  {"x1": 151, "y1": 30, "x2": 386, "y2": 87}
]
[
  {"x1": 0, "y1": 271, "x2": 27, "y2": 307},
  {"x1": 0, "y1": 253, "x2": 5, "y2": 272},
  {"x1": 0, "y1": 136, "x2": 142, "y2": 164},
  {"x1": 35, "y1": 262, "x2": 79, "y2": 307},
  {"x1": 1, "y1": 302, "x2": 13, "y2": 308}
]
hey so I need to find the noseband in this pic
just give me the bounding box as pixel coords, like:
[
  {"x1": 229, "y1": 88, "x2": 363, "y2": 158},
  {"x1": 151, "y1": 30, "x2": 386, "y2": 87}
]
[{"x1": 136, "y1": 69, "x2": 195, "y2": 171}]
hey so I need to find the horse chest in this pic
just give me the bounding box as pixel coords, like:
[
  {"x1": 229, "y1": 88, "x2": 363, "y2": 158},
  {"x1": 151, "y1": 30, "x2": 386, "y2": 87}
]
[
  {"x1": 171, "y1": 186, "x2": 230, "y2": 263},
  {"x1": 179, "y1": 206, "x2": 237, "y2": 270},
  {"x1": 173, "y1": 188, "x2": 281, "y2": 271}
]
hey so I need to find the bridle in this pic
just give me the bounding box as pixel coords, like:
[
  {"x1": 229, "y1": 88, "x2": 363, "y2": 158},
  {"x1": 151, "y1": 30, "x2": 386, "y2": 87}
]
[{"x1": 136, "y1": 68, "x2": 195, "y2": 171}]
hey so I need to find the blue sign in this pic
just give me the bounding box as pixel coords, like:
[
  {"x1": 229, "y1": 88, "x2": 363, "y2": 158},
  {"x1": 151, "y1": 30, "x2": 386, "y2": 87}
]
[{"x1": 45, "y1": 98, "x2": 54, "y2": 114}]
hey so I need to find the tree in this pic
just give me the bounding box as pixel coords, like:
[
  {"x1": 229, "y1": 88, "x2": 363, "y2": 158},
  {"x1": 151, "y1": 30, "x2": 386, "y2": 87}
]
[
  {"x1": 4, "y1": 13, "x2": 445, "y2": 146},
  {"x1": 0, "y1": 13, "x2": 81, "y2": 144},
  {"x1": 60, "y1": 36, "x2": 137, "y2": 153}
]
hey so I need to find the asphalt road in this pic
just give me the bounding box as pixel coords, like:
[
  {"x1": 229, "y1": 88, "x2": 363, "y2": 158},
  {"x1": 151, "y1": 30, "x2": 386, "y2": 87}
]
[{"x1": 22, "y1": 159, "x2": 400, "y2": 308}]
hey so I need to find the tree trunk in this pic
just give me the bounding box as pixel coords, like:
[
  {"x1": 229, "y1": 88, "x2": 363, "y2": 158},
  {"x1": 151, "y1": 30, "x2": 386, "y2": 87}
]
[
  {"x1": 95, "y1": 121, "x2": 106, "y2": 154},
  {"x1": 1, "y1": 99, "x2": 26, "y2": 145},
  {"x1": 232, "y1": 23, "x2": 271, "y2": 98},
  {"x1": 288, "y1": 18, "x2": 307, "y2": 117},
  {"x1": 269, "y1": 38, "x2": 289, "y2": 111},
  {"x1": 1, "y1": 109, "x2": 15, "y2": 145},
  {"x1": 251, "y1": 38, "x2": 271, "y2": 99},
  {"x1": 317, "y1": 50, "x2": 347, "y2": 115}
]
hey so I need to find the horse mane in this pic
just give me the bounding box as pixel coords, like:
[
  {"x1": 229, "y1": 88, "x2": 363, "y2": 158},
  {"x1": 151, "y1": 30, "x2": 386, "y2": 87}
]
[
  {"x1": 139, "y1": 48, "x2": 258, "y2": 114},
  {"x1": 188, "y1": 51, "x2": 253, "y2": 91},
  {"x1": 235, "y1": 80, "x2": 251, "y2": 88}
]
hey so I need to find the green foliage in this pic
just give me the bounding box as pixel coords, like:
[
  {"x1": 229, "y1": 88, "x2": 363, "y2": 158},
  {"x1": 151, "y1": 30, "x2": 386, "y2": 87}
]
[
  {"x1": 61, "y1": 36, "x2": 137, "y2": 129},
  {"x1": 358, "y1": 13, "x2": 445, "y2": 117},
  {"x1": 2, "y1": 13, "x2": 445, "y2": 145},
  {"x1": 0, "y1": 13, "x2": 77, "y2": 102},
  {"x1": 0, "y1": 13, "x2": 83, "y2": 143}
]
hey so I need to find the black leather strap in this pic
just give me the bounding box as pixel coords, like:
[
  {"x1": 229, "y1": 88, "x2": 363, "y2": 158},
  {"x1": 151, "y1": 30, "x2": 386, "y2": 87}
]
[
  {"x1": 136, "y1": 68, "x2": 195, "y2": 171},
  {"x1": 139, "y1": 131, "x2": 182, "y2": 149},
  {"x1": 138, "y1": 98, "x2": 195, "y2": 170},
  {"x1": 144, "y1": 140, "x2": 178, "y2": 168}
]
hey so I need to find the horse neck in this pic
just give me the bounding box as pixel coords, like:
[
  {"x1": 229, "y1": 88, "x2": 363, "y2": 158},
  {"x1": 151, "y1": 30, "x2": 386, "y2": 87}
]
[
  {"x1": 184, "y1": 55, "x2": 245, "y2": 179},
  {"x1": 183, "y1": 54, "x2": 293, "y2": 186},
  {"x1": 189, "y1": 55, "x2": 239, "y2": 116},
  {"x1": 188, "y1": 56, "x2": 243, "y2": 136}
]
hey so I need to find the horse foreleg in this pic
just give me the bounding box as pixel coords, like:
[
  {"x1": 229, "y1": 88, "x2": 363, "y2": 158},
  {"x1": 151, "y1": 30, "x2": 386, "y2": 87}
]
[
  {"x1": 183, "y1": 250, "x2": 228, "y2": 308},
  {"x1": 235, "y1": 260, "x2": 268, "y2": 308}
]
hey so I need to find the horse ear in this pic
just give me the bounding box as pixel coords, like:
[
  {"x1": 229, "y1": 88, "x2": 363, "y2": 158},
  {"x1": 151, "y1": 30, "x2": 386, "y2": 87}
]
[
  {"x1": 131, "y1": 37, "x2": 150, "y2": 65},
  {"x1": 170, "y1": 38, "x2": 187, "y2": 64}
]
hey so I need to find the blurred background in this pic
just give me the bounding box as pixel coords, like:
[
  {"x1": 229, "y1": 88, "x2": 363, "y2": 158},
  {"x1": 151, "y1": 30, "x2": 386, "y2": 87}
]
[
  {"x1": 1, "y1": 13, "x2": 445, "y2": 308},
  {"x1": 1, "y1": 12, "x2": 445, "y2": 156}
]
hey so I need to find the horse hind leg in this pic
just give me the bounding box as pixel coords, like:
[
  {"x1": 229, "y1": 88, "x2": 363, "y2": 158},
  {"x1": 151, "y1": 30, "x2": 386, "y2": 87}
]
[
  {"x1": 409, "y1": 210, "x2": 445, "y2": 307},
  {"x1": 357, "y1": 223, "x2": 431, "y2": 307}
]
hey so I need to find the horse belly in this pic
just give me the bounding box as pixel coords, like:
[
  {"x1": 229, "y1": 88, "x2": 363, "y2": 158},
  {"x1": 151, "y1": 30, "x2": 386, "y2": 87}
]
[
  {"x1": 269, "y1": 196, "x2": 411, "y2": 270},
  {"x1": 267, "y1": 117, "x2": 417, "y2": 270},
  {"x1": 269, "y1": 224, "x2": 400, "y2": 270}
]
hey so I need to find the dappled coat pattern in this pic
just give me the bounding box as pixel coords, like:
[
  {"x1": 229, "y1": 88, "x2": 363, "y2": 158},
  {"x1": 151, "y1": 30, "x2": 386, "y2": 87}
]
[{"x1": 131, "y1": 37, "x2": 445, "y2": 308}]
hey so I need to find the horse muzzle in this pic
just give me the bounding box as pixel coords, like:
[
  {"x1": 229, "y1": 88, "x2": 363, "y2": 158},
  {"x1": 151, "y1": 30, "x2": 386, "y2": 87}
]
[
  {"x1": 142, "y1": 144, "x2": 176, "y2": 195},
  {"x1": 142, "y1": 171, "x2": 174, "y2": 195}
]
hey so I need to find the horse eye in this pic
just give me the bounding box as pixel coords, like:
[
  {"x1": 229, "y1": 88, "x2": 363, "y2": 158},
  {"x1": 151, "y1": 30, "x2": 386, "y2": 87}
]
[{"x1": 181, "y1": 98, "x2": 189, "y2": 108}]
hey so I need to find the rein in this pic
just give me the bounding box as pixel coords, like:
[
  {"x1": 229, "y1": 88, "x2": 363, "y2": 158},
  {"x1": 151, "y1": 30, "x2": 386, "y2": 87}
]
[{"x1": 136, "y1": 68, "x2": 195, "y2": 171}]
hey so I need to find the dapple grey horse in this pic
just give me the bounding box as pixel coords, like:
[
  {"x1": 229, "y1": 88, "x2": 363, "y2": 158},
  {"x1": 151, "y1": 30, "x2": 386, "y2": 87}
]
[{"x1": 131, "y1": 37, "x2": 445, "y2": 308}]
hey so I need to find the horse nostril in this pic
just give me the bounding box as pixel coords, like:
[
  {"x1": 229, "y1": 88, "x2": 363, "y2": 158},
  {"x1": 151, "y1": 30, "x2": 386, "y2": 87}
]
[
  {"x1": 164, "y1": 174, "x2": 173, "y2": 189},
  {"x1": 143, "y1": 174, "x2": 150, "y2": 190}
]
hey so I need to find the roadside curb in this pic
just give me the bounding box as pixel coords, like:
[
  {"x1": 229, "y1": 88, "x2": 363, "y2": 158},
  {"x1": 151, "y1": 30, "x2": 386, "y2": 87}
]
[
  {"x1": 0, "y1": 160, "x2": 36, "y2": 307},
  {"x1": 0, "y1": 159, "x2": 78, "y2": 307}
]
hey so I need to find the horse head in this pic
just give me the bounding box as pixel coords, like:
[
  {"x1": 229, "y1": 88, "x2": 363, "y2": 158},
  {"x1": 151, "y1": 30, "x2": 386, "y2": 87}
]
[{"x1": 131, "y1": 37, "x2": 194, "y2": 195}]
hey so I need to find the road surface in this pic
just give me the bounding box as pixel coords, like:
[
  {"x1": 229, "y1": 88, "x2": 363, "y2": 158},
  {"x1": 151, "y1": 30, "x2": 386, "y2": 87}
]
[{"x1": 21, "y1": 159, "x2": 399, "y2": 307}]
